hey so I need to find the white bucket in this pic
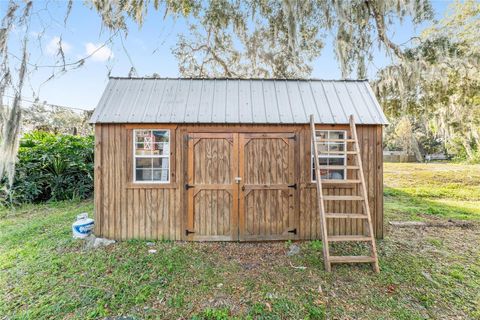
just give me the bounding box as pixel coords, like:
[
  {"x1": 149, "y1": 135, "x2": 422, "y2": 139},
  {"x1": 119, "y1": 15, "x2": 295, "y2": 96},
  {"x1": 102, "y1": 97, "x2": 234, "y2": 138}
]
[{"x1": 72, "y1": 213, "x2": 94, "y2": 239}]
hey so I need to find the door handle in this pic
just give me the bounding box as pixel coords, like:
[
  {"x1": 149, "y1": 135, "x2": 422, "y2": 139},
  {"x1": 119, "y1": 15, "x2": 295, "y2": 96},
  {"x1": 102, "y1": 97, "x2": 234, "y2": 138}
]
[{"x1": 235, "y1": 177, "x2": 242, "y2": 184}]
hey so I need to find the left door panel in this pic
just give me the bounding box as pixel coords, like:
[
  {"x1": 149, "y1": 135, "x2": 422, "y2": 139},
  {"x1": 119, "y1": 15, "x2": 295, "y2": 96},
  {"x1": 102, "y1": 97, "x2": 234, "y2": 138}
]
[{"x1": 186, "y1": 133, "x2": 238, "y2": 241}]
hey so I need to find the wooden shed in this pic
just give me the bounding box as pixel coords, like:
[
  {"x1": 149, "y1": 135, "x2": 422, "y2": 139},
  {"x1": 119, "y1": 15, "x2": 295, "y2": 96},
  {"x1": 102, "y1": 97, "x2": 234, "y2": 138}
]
[{"x1": 90, "y1": 77, "x2": 388, "y2": 241}]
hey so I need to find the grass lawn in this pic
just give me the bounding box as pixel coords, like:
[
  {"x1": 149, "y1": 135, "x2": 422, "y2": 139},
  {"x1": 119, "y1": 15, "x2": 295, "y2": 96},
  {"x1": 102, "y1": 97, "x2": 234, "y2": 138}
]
[{"x1": 1, "y1": 162, "x2": 479, "y2": 319}]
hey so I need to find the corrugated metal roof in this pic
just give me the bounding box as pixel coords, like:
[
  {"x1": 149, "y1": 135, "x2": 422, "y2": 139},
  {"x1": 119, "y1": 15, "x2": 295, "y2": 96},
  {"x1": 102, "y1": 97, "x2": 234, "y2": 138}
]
[{"x1": 90, "y1": 77, "x2": 388, "y2": 125}]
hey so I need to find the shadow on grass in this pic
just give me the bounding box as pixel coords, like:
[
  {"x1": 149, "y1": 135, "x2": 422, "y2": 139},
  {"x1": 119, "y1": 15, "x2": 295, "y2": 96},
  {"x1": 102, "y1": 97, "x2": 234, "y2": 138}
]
[{"x1": 384, "y1": 187, "x2": 480, "y2": 221}]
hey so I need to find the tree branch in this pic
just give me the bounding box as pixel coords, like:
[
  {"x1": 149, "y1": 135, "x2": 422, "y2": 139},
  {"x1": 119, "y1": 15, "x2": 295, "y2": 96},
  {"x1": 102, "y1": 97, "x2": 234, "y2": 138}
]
[{"x1": 365, "y1": 0, "x2": 405, "y2": 59}]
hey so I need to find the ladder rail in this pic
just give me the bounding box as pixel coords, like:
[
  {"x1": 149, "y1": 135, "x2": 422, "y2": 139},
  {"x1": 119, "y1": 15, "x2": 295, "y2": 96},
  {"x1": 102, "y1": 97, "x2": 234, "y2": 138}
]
[
  {"x1": 310, "y1": 115, "x2": 331, "y2": 272},
  {"x1": 349, "y1": 115, "x2": 380, "y2": 273}
]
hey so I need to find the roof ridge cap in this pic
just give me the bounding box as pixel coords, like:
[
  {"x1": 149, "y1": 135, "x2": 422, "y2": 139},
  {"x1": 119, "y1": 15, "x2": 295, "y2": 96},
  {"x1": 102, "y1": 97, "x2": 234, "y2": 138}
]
[{"x1": 108, "y1": 76, "x2": 370, "y2": 82}]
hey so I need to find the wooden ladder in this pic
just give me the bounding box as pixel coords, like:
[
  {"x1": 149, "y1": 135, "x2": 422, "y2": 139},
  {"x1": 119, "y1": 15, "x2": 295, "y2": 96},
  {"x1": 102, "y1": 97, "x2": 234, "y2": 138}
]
[{"x1": 310, "y1": 114, "x2": 379, "y2": 272}]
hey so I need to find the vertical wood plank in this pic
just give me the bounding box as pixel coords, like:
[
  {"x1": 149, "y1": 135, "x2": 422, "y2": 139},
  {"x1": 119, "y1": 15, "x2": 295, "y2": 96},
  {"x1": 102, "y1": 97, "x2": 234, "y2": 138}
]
[
  {"x1": 169, "y1": 186, "x2": 175, "y2": 240},
  {"x1": 145, "y1": 190, "x2": 152, "y2": 240},
  {"x1": 127, "y1": 189, "x2": 134, "y2": 239},
  {"x1": 377, "y1": 125, "x2": 384, "y2": 238},
  {"x1": 94, "y1": 125, "x2": 103, "y2": 236},
  {"x1": 164, "y1": 189, "x2": 170, "y2": 239},
  {"x1": 114, "y1": 124, "x2": 121, "y2": 240},
  {"x1": 159, "y1": 189, "x2": 165, "y2": 239},
  {"x1": 151, "y1": 189, "x2": 158, "y2": 240},
  {"x1": 106, "y1": 125, "x2": 114, "y2": 238},
  {"x1": 133, "y1": 189, "x2": 139, "y2": 238},
  {"x1": 120, "y1": 126, "x2": 127, "y2": 240},
  {"x1": 139, "y1": 189, "x2": 145, "y2": 240}
]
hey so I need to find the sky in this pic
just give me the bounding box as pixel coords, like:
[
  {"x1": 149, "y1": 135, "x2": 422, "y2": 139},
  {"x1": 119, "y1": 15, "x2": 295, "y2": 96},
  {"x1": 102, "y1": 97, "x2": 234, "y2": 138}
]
[{"x1": 3, "y1": 0, "x2": 453, "y2": 111}]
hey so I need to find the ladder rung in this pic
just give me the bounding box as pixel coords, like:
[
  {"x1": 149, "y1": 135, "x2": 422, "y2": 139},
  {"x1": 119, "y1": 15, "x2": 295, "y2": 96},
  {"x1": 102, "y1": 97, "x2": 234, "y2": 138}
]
[
  {"x1": 317, "y1": 151, "x2": 358, "y2": 155},
  {"x1": 323, "y1": 195, "x2": 364, "y2": 201},
  {"x1": 317, "y1": 165, "x2": 359, "y2": 170},
  {"x1": 325, "y1": 213, "x2": 368, "y2": 219},
  {"x1": 329, "y1": 256, "x2": 376, "y2": 263},
  {"x1": 316, "y1": 138, "x2": 355, "y2": 142},
  {"x1": 322, "y1": 179, "x2": 361, "y2": 184},
  {"x1": 328, "y1": 235, "x2": 372, "y2": 242}
]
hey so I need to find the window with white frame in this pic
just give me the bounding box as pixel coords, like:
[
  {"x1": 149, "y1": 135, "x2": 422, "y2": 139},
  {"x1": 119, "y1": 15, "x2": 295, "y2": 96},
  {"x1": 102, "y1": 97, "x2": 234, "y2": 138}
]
[
  {"x1": 312, "y1": 130, "x2": 347, "y2": 181},
  {"x1": 133, "y1": 129, "x2": 170, "y2": 183}
]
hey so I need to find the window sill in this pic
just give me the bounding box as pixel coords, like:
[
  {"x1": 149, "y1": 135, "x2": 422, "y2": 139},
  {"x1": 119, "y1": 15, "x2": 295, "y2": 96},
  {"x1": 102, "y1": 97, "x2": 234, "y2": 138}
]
[{"x1": 126, "y1": 182, "x2": 178, "y2": 189}]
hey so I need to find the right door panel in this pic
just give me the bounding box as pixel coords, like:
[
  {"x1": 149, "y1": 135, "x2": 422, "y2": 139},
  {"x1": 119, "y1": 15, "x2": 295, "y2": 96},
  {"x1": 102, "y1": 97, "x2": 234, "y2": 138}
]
[{"x1": 239, "y1": 133, "x2": 297, "y2": 241}]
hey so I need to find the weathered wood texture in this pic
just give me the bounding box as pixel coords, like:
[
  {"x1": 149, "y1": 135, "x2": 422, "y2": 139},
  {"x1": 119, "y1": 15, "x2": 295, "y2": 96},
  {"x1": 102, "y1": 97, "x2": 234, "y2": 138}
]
[
  {"x1": 94, "y1": 124, "x2": 383, "y2": 241},
  {"x1": 239, "y1": 133, "x2": 296, "y2": 241},
  {"x1": 187, "y1": 133, "x2": 236, "y2": 241}
]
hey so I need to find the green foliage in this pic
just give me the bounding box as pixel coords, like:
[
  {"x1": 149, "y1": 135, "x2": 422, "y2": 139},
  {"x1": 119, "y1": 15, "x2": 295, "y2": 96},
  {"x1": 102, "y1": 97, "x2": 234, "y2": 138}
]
[
  {"x1": 375, "y1": 1, "x2": 480, "y2": 161},
  {"x1": 0, "y1": 131, "x2": 94, "y2": 205},
  {"x1": 309, "y1": 240, "x2": 323, "y2": 251},
  {"x1": 191, "y1": 307, "x2": 231, "y2": 320}
]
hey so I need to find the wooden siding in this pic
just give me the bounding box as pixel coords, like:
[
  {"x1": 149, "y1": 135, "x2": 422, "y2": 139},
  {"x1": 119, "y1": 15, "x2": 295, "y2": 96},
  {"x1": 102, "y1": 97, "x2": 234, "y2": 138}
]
[
  {"x1": 94, "y1": 124, "x2": 182, "y2": 240},
  {"x1": 94, "y1": 123, "x2": 383, "y2": 240}
]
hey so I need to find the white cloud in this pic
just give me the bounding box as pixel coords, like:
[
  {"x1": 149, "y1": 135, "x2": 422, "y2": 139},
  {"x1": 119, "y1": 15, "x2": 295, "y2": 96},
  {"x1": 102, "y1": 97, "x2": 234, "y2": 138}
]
[
  {"x1": 85, "y1": 42, "x2": 114, "y2": 62},
  {"x1": 46, "y1": 36, "x2": 72, "y2": 56}
]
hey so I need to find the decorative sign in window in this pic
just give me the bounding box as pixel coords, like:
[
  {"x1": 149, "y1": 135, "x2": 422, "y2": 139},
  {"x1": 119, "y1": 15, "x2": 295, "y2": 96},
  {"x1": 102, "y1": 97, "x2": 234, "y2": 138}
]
[
  {"x1": 133, "y1": 130, "x2": 170, "y2": 183},
  {"x1": 312, "y1": 130, "x2": 347, "y2": 181}
]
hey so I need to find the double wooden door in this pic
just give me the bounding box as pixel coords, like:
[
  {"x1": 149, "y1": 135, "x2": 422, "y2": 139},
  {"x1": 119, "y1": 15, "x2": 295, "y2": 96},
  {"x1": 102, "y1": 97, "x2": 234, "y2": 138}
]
[{"x1": 186, "y1": 132, "x2": 297, "y2": 241}]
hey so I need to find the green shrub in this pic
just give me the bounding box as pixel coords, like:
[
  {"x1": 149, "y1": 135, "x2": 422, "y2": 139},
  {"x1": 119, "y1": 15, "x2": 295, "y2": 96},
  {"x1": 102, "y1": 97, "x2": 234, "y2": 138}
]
[{"x1": 1, "y1": 131, "x2": 94, "y2": 205}]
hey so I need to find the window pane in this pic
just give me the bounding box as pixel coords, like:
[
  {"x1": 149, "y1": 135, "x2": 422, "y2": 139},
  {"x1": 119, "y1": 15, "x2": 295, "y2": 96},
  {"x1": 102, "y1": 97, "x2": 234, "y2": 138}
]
[
  {"x1": 315, "y1": 131, "x2": 327, "y2": 140},
  {"x1": 136, "y1": 169, "x2": 152, "y2": 181},
  {"x1": 311, "y1": 166, "x2": 327, "y2": 180},
  {"x1": 136, "y1": 148, "x2": 157, "y2": 156},
  {"x1": 329, "y1": 131, "x2": 345, "y2": 140},
  {"x1": 328, "y1": 142, "x2": 345, "y2": 152},
  {"x1": 135, "y1": 130, "x2": 150, "y2": 143},
  {"x1": 135, "y1": 130, "x2": 170, "y2": 156},
  {"x1": 152, "y1": 157, "x2": 169, "y2": 169},
  {"x1": 319, "y1": 169, "x2": 330, "y2": 179},
  {"x1": 318, "y1": 157, "x2": 328, "y2": 165},
  {"x1": 136, "y1": 139, "x2": 156, "y2": 155},
  {"x1": 153, "y1": 142, "x2": 169, "y2": 156},
  {"x1": 136, "y1": 158, "x2": 152, "y2": 169},
  {"x1": 152, "y1": 130, "x2": 169, "y2": 142},
  {"x1": 317, "y1": 142, "x2": 328, "y2": 152},
  {"x1": 328, "y1": 169, "x2": 345, "y2": 180},
  {"x1": 152, "y1": 169, "x2": 169, "y2": 182},
  {"x1": 328, "y1": 157, "x2": 345, "y2": 166}
]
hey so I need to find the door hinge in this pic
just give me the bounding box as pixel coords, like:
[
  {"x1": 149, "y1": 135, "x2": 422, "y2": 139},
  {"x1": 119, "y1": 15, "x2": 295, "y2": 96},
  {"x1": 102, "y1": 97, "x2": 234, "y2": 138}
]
[
  {"x1": 185, "y1": 135, "x2": 193, "y2": 142},
  {"x1": 185, "y1": 183, "x2": 194, "y2": 190},
  {"x1": 288, "y1": 228, "x2": 297, "y2": 235},
  {"x1": 288, "y1": 135, "x2": 296, "y2": 141},
  {"x1": 288, "y1": 183, "x2": 297, "y2": 190},
  {"x1": 185, "y1": 229, "x2": 195, "y2": 236}
]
